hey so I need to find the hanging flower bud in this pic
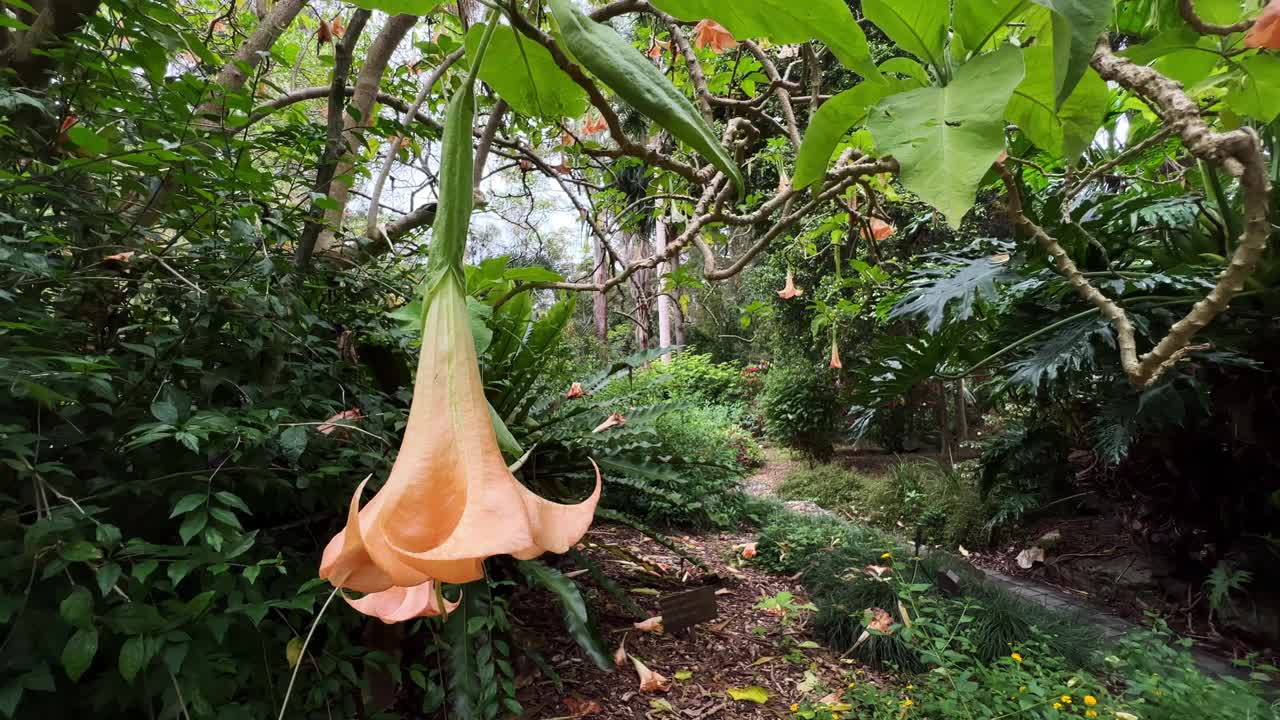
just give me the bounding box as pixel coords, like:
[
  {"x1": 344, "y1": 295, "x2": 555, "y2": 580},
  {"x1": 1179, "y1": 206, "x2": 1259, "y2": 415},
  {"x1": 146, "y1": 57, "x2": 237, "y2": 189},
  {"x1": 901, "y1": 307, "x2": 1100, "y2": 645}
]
[
  {"x1": 863, "y1": 217, "x2": 896, "y2": 242},
  {"x1": 829, "y1": 338, "x2": 843, "y2": 370},
  {"x1": 315, "y1": 18, "x2": 333, "y2": 49}
]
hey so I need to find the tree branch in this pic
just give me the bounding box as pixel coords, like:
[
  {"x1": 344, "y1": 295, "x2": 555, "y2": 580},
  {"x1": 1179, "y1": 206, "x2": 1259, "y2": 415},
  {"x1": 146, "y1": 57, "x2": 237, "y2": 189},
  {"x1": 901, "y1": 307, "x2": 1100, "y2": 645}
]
[{"x1": 1176, "y1": 0, "x2": 1254, "y2": 36}]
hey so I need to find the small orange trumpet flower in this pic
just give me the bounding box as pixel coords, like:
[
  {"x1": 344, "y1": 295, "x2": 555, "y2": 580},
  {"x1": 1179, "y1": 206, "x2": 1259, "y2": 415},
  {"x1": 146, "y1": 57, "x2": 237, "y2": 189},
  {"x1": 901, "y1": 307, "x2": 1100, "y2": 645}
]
[
  {"x1": 829, "y1": 338, "x2": 843, "y2": 370},
  {"x1": 776, "y1": 269, "x2": 803, "y2": 299},
  {"x1": 565, "y1": 382, "x2": 585, "y2": 399},
  {"x1": 693, "y1": 19, "x2": 737, "y2": 53},
  {"x1": 320, "y1": 276, "x2": 601, "y2": 601},
  {"x1": 1245, "y1": 0, "x2": 1280, "y2": 49},
  {"x1": 864, "y1": 217, "x2": 895, "y2": 243}
]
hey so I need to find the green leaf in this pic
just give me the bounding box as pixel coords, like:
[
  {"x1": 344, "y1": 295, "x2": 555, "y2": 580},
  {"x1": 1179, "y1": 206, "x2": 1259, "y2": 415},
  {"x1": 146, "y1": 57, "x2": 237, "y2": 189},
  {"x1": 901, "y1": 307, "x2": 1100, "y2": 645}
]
[
  {"x1": 868, "y1": 45, "x2": 1025, "y2": 228},
  {"x1": 279, "y1": 425, "x2": 308, "y2": 462},
  {"x1": 954, "y1": 0, "x2": 1031, "y2": 55},
  {"x1": 863, "y1": 0, "x2": 950, "y2": 71},
  {"x1": 1224, "y1": 53, "x2": 1280, "y2": 123},
  {"x1": 548, "y1": 0, "x2": 744, "y2": 197},
  {"x1": 150, "y1": 399, "x2": 179, "y2": 426},
  {"x1": 65, "y1": 126, "x2": 108, "y2": 155},
  {"x1": 466, "y1": 24, "x2": 586, "y2": 119},
  {"x1": 61, "y1": 628, "x2": 98, "y2": 681},
  {"x1": 178, "y1": 511, "x2": 207, "y2": 544},
  {"x1": 1006, "y1": 45, "x2": 1108, "y2": 160},
  {"x1": 727, "y1": 686, "x2": 770, "y2": 703},
  {"x1": 214, "y1": 491, "x2": 252, "y2": 515},
  {"x1": 169, "y1": 493, "x2": 204, "y2": 518},
  {"x1": 95, "y1": 563, "x2": 122, "y2": 597},
  {"x1": 59, "y1": 586, "x2": 94, "y2": 629},
  {"x1": 488, "y1": 401, "x2": 524, "y2": 457},
  {"x1": 60, "y1": 541, "x2": 102, "y2": 562},
  {"x1": 794, "y1": 83, "x2": 888, "y2": 189},
  {"x1": 647, "y1": 0, "x2": 881, "y2": 81},
  {"x1": 0, "y1": 682, "x2": 21, "y2": 718},
  {"x1": 118, "y1": 635, "x2": 156, "y2": 682},
  {"x1": 350, "y1": 0, "x2": 445, "y2": 14},
  {"x1": 879, "y1": 57, "x2": 930, "y2": 87},
  {"x1": 1029, "y1": 0, "x2": 1114, "y2": 108},
  {"x1": 518, "y1": 561, "x2": 613, "y2": 671}
]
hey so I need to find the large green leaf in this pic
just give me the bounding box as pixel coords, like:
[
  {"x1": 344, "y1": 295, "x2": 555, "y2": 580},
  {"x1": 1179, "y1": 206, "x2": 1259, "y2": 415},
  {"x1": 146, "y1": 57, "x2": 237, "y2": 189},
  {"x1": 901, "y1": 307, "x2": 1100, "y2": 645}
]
[
  {"x1": 863, "y1": 0, "x2": 951, "y2": 71},
  {"x1": 954, "y1": 0, "x2": 1032, "y2": 55},
  {"x1": 647, "y1": 0, "x2": 881, "y2": 81},
  {"x1": 793, "y1": 83, "x2": 889, "y2": 189},
  {"x1": 351, "y1": 0, "x2": 445, "y2": 14},
  {"x1": 1029, "y1": 0, "x2": 1114, "y2": 108},
  {"x1": 466, "y1": 24, "x2": 587, "y2": 119},
  {"x1": 1122, "y1": 28, "x2": 1222, "y2": 90},
  {"x1": 518, "y1": 561, "x2": 613, "y2": 671},
  {"x1": 1006, "y1": 45, "x2": 1108, "y2": 161},
  {"x1": 1223, "y1": 53, "x2": 1280, "y2": 123},
  {"x1": 867, "y1": 46, "x2": 1025, "y2": 228}
]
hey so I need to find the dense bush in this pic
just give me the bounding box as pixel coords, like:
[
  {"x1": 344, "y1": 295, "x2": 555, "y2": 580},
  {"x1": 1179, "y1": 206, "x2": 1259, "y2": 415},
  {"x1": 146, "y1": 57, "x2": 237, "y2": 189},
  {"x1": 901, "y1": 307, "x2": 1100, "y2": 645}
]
[
  {"x1": 761, "y1": 362, "x2": 841, "y2": 463},
  {"x1": 778, "y1": 461, "x2": 985, "y2": 549}
]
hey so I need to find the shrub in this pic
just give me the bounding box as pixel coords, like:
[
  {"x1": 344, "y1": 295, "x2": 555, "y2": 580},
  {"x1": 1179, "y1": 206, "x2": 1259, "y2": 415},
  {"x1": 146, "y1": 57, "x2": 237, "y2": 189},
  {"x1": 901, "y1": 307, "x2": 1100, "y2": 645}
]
[
  {"x1": 761, "y1": 362, "x2": 840, "y2": 463},
  {"x1": 777, "y1": 461, "x2": 985, "y2": 549}
]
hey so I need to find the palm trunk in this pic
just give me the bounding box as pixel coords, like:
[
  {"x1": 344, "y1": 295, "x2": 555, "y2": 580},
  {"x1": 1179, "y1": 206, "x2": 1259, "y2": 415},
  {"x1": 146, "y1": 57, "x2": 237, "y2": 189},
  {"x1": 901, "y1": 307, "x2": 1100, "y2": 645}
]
[{"x1": 592, "y1": 234, "x2": 609, "y2": 343}]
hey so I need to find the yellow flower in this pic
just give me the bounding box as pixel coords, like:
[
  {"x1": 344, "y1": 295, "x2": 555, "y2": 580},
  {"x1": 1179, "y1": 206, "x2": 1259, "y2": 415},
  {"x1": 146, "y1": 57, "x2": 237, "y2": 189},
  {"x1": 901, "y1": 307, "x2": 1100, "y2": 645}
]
[
  {"x1": 901, "y1": 699, "x2": 914, "y2": 708},
  {"x1": 1084, "y1": 695, "x2": 1098, "y2": 706},
  {"x1": 833, "y1": 714, "x2": 841, "y2": 719},
  {"x1": 1053, "y1": 703, "x2": 1063, "y2": 711},
  {"x1": 790, "y1": 704, "x2": 799, "y2": 712},
  {"x1": 1086, "y1": 711, "x2": 1098, "y2": 718},
  {"x1": 1061, "y1": 695, "x2": 1073, "y2": 704},
  {"x1": 1011, "y1": 652, "x2": 1024, "y2": 663},
  {"x1": 881, "y1": 552, "x2": 893, "y2": 559},
  {"x1": 905, "y1": 684, "x2": 915, "y2": 690},
  {"x1": 847, "y1": 682, "x2": 857, "y2": 688},
  {"x1": 1019, "y1": 686, "x2": 1027, "y2": 693}
]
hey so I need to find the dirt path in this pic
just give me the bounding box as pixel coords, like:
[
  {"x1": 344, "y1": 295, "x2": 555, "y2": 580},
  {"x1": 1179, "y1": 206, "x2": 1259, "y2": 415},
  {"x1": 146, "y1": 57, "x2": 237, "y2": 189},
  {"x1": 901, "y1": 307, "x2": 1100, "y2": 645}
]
[{"x1": 740, "y1": 447, "x2": 801, "y2": 498}]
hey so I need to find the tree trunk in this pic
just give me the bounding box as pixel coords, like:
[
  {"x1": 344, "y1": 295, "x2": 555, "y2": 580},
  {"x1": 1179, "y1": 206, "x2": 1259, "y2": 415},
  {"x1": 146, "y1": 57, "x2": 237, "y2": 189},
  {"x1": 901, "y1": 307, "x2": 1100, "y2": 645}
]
[
  {"x1": 315, "y1": 13, "x2": 418, "y2": 256},
  {"x1": 592, "y1": 234, "x2": 609, "y2": 343},
  {"x1": 627, "y1": 230, "x2": 653, "y2": 350},
  {"x1": 935, "y1": 381, "x2": 954, "y2": 472},
  {"x1": 955, "y1": 379, "x2": 969, "y2": 442},
  {"x1": 671, "y1": 248, "x2": 686, "y2": 346},
  {"x1": 655, "y1": 213, "x2": 673, "y2": 362}
]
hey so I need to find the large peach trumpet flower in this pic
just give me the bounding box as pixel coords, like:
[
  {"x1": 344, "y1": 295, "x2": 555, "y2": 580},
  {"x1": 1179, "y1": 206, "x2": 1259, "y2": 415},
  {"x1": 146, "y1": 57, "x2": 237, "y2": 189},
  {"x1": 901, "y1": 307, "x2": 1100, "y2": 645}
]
[
  {"x1": 777, "y1": 269, "x2": 803, "y2": 299},
  {"x1": 320, "y1": 275, "x2": 602, "y2": 603},
  {"x1": 1245, "y1": 0, "x2": 1280, "y2": 49}
]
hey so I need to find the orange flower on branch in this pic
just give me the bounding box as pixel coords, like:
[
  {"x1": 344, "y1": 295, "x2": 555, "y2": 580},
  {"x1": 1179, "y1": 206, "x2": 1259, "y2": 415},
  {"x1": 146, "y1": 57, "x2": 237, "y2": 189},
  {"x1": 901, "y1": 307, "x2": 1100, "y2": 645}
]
[
  {"x1": 582, "y1": 111, "x2": 608, "y2": 135},
  {"x1": 776, "y1": 269, "x2": 803, "y2": 299},
  {"x1": 693, "y1": 19, "x2": 737, "y2": 53},
  {"x1": 319, "y1": 277, "x2": 602, "y2": 611},
  {"x1": 647, "y1": 40, "x2": 671, "y2": 60},
  {"x1": 829, "y1": 338, "x2": 843, "y2": 370},
  {"x1": 315, "y1": 18, "x2": 333, "y2": 48},
  {"x1": 345, "y1": 578, "x2": 460, "y2": 623},
  {"x1": 863, "y1": 217, "x2": 895, "y2": 242},
  {"x1": 329, "y1": 14, "x2": 345, "y2": 39},
  {"x1": 1245, "y1": 0, "x2": 1280, "y2": 48}
]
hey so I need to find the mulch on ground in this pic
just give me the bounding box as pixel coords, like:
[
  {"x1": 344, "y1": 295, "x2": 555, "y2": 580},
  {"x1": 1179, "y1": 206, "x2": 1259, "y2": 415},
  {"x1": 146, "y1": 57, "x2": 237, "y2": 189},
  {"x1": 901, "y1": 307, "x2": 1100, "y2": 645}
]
[{"x1": 512, "y1": 523, "x2": 870, "y2": 719}]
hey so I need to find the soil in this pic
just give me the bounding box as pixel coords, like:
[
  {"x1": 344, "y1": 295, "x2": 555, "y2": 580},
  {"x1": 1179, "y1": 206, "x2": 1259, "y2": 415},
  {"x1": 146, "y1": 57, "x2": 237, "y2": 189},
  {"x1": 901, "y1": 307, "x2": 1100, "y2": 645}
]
[{"x1": 512, "y1": 523, "x2": 885, "y2": 719}]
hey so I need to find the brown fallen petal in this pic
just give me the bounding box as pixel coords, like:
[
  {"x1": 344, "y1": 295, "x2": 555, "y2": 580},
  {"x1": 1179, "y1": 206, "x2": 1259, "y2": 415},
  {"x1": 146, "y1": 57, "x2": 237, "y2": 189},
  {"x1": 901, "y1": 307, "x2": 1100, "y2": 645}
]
[
  {"x1": 631, "y1": 656, "x2": 671, "y2": 693},
  {"x1": 633, "y1": 615, "x2": 664, "y2": 634}
]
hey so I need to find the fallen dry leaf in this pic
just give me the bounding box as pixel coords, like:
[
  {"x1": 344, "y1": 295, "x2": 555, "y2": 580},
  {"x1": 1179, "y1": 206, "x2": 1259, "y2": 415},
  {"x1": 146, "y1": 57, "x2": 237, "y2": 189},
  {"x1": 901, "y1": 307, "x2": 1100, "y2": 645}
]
[
  {"x1": 633, "y1": 615, "x2": 664, "y2": 634},
  {"x1": 563, "y1": 696, "x2": 603, "y2": 717},
  {"x1": 864, "y1": 564, "x2": 893, "y2": 579},
  {"x1": 1016, "y1": 547, "x2": 1046, "y2": 569},
  {"x1": 958, "y1": 544, "x2": 972, "y2": 558},
  {"x1": 631, "y1": 656, "x2": 671, "y2": 693},
  {"x1": 736, "y1": 542, "x2": 758, "y2": 559}
]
